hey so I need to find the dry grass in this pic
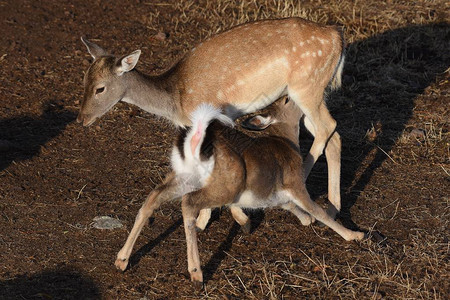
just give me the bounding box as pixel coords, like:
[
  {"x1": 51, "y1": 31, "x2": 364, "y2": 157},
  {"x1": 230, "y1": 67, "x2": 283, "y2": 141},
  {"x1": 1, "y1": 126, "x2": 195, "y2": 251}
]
[
  {"x1": 1, "y1": 0, "x2": 448, "y2": 299},
  {"x1": 123, "y1": 1, "x2": 450, "y2": 298}
]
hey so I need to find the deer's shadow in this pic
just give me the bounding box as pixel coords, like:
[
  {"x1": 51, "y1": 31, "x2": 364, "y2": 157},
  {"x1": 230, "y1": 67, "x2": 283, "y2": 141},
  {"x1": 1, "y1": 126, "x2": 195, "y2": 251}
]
[
  {"x1": 121, "y1": 23, "x2": 450, "y2": 283},
  {"x1": 303, "y1": 22, "x2": 449, "y2": 228},
  {"x1": 0, "y1": 267, "x2": 100, "y2": 300},
  {"x1": 0, "y1": 102, "x2": 76, "y2": 171}
]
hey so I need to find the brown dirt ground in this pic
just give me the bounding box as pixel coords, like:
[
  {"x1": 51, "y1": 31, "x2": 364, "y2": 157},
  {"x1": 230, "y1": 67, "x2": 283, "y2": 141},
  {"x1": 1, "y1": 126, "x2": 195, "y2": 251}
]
[{"x1": 0, "y1": 0, "x2": 449, "y2": 299}]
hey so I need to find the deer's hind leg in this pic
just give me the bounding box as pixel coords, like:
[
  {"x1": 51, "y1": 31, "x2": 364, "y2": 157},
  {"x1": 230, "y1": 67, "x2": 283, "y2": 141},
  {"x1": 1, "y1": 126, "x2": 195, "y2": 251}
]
[
  {"x1": 196, "y1": 207, "x2": 250, "y2": 233},
  {"x1": 195, "y1": 208, "x2": 212, "y2": 231},
  {"x1": 115, "y1": 172, "x2": 184, "y2": 271},
  {"x1": 182, "y1": 193, "x2": 204, "y2": 285},
  {"x1": 286, "y1": 188, "x2": 364, "y2": 241},
  {"x1": 281, "y1": 202, "x2": 315, "y2": 226},
  {"x1": 291, "y1": 86, "x2": 342, "y2": 219}
]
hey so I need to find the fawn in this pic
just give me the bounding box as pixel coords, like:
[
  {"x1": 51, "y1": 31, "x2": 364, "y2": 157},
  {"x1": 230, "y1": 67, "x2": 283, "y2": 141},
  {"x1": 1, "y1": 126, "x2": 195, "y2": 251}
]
[
  {"x1": 114, "y1": 98, "x2": 364, "y2": 285},
  {"x1": 80, "y1": 17, "x2": 345, "y2": 218}
]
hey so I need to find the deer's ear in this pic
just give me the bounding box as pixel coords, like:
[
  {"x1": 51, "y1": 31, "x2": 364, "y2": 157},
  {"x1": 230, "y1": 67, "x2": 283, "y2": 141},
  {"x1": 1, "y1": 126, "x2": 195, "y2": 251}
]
[
  {"x1": 241, "y1": 114, "x2": 275, "y2": 131},
  {"x1": 81, "y1": 37, "x2": 108, "y2": 60},
  {"x1": 115, "y1": 50, "x2": 141, "y2": 75}
]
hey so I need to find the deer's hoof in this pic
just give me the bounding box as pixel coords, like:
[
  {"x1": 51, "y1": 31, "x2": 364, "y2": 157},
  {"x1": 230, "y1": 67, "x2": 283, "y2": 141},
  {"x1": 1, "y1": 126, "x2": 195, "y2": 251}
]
[
  {"x1": 300, "y1": 214, "x2": 315, "y2": 226},
  {"x1": 115, "y1": 257, "x2": 129, "y2": 271},
  {"x1": 355, "y1": 231, "x2": 365, "y2": 241},
  {"x1": 190, "y1": 270, "x2": 203, "y2": 287},
  {"x1": 241, "y1": 221, "x2": 251, "y2": 234}
]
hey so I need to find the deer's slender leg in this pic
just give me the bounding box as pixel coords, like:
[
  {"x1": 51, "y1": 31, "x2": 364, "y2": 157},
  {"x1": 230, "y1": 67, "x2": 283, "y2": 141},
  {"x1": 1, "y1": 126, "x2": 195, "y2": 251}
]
[
  {"x1": 294, "y1": 92, "x2": 342, "y2": 218},
  {"x1": 115, "y1": 172, "x2": 182, "y2": 271},
  {"x1": 287, "y1": 188, "x2": 364, "y2": 241},
  {"x1": 230, "y1": 206, "x2": 251, "y2": 233},
  {"x1": 281, "y1": 202, "x2": 315, "y2": 226},
  {"x1": 197, "y1": 207, "x2": 251, "y2": 233},
  {"x1": 181, "y1": 194, "x2": 203, "y2": 284},
  {"x1": 195, "y1": 208, "x2": 211, "y2": 231},
  {"x1": 324, "y1": 131, "x2": 341, "y2": 218}
]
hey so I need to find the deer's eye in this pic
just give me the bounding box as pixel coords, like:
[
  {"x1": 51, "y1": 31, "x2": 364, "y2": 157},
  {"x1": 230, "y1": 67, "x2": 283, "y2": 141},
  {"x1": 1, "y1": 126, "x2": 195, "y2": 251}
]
[
  {"x1": 284, "y1": 97, "x2": 290, "y2": 104},
  {"x1": 95, "y1": 87, "x2": 105, "y2": 94}
]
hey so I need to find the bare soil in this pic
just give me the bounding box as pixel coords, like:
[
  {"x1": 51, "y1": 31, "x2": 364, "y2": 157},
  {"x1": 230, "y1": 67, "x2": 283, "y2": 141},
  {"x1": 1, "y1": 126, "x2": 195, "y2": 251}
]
[{"x1": 0, "y1": 1, "x2": 448, "y2": 299}]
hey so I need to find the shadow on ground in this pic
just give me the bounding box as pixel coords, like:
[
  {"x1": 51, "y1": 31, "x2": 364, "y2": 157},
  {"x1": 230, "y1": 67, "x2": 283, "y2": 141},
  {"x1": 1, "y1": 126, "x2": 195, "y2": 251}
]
[
  {"x1": 0, "y1": 102, "x2": 76, "y2": 171},
  {"x1": 302, "y1": 23, "x2": 449, "y2": 228},
  {"x1": 0, "y1": 267, "x2": 100, "y2": 300},
  {"x1": 111, "y1": 22, "x2": 450, "y2": 279}
]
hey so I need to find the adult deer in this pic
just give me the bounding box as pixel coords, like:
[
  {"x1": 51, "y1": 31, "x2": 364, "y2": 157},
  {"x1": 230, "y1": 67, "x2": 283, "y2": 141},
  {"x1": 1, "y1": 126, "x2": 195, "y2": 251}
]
[
  {"x1": 114, "y1": 98, "x2": 364, "y2": 285},
  {"x1": 79, "y1": 17, "x2": 345, "y2": 217}
]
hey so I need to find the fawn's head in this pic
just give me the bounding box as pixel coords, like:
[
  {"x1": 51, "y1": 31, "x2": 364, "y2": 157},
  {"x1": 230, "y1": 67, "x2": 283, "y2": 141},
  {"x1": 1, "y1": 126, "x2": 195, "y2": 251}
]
[
  {"x1": 241, "y1": 96, "x2": 303, "y2": 144},
  {"x1": 77, "y1": 37, "x2": 141, "y2": 126}
]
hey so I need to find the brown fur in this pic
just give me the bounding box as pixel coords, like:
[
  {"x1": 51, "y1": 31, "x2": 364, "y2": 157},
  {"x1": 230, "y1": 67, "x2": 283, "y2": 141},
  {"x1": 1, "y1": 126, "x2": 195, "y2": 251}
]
[{"x1": 114, "y1": 98, "x2": 364, "y2": 285}]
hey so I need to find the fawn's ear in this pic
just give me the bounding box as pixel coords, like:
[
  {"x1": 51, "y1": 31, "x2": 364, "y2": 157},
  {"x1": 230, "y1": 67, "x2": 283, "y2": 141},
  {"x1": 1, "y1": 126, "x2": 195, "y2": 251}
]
[
  {"x1": 81, "y1": 36, "x2": 108, "y2": 60},
  {"x1": 115, "y1": 50, "x2": 141, "y2": 75},
  {"x1": 241, "y1": 114, "x2": 275, "y2": 131}
]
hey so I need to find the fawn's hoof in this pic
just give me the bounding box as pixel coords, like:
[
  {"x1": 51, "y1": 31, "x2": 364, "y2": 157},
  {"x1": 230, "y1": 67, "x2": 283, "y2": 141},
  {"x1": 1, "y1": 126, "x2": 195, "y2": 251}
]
[
  {"x1": 115, "y1": 257, "x2": 129, "y2": 271},
  {"x1": 190, "y1": 270, "x2": 203, "y2": 286},
  {"x1": 300, "y1": 214, "x2": 315, "y2": 226},
  {"x1": 355, "y1": 231, "x2": 365, "y2": 241},
  {"x1": 241, "y1": 221, "x2": 251, "y2": 234}
]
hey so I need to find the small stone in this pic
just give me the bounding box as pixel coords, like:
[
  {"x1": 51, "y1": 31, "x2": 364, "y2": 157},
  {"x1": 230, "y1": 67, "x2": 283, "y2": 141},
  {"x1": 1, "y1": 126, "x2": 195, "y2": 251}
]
[
  {"x1": 92, "y1": 216, "x2": 123, "y2": 230},
  {"x1": 154, "y1": 32, "x2": 168, "y2": 41},
  {"x1": 407, "y1": 128, "x2": 425, "y2": 139}
]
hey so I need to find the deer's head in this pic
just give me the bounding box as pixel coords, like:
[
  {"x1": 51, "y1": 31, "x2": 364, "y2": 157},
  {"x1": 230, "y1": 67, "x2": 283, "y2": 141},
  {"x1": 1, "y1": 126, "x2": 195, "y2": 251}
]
[{"x1": 77, "y1": 37, "x2": 141, "y2": 126}]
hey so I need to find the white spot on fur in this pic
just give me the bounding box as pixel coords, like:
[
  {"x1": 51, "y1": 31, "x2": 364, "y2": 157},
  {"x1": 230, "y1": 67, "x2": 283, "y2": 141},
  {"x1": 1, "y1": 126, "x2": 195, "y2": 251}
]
[
  {"x1": 217, "y1": 90, "x2": 225, "y2": 100},
  {"x1": 284, "y1": 49, "x2": 289, "y2": 54},
  {"x1": 237, "y1": 80, "x2": 245, "y2": 86},
  {"x1": 318, "y1": 50, "x2": 323, "y2": 56},
  {"x1": 299, "y1": 41, "x2": 304, "y2": 47},
  {"x1": 292, "y1": 46, "x2": 297, "y2": 52},
  {"x1": 188, "y1": 88, "x2": 194, "y2": 94}
]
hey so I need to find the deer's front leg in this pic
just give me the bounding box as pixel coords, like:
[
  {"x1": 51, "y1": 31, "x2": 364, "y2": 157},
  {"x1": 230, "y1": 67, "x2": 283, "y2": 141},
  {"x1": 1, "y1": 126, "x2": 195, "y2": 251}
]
[
  {"x1": 115, "y1": 173, "x2": 178, "y2": 271},
  {"x1": 182, "y1": 195, "x2": 203, "y2": 285}
]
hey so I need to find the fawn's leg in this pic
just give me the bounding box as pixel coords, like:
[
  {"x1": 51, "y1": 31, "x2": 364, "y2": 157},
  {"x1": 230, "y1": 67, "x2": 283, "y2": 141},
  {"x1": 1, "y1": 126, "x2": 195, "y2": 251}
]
[
  {"x1": 281, "y1": 202, "x2": 315, "y2": 226},
  {"x1": 287, "y1": 188, "x2": 364, "y2": 241},
  {"x1": 229, "y1": 206, "x2": 251, "y2": 233},
  {"x1": 195, "y1": 208, "x2": 211, "y2": 231},
  {"x1": 181, "y1": 194, "x2": 203, "y2": 284},
  {"x1": 115, "y1": 172, "x2": 182, "y2": 271},
  {"x1": 196, "y1": 207, "x2": 251, "y2": 233}
]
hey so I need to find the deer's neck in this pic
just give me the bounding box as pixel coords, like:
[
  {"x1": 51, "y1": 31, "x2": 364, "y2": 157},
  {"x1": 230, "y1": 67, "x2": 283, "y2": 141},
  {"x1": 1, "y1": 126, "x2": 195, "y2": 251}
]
[{"x1": 121, "y1": 69, "x2": 185, "y2": 127}]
